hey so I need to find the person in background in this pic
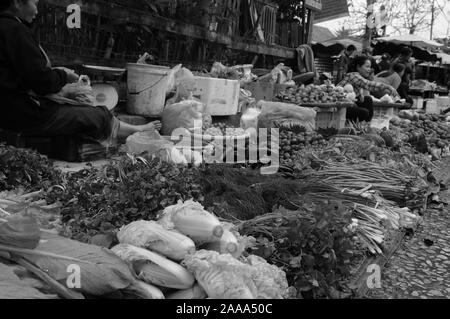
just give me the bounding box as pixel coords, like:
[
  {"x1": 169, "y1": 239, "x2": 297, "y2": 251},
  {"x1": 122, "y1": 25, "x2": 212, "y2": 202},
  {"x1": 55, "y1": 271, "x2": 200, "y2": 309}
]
[
  {"x1": 378, "y1": 53, "x2": 392, "y2": 72},
  {"x1": 397, "y1": 67, "x2": 414, "y2": 107},
  {"x1": 392, "y1": 46, "x2": 415, "y2": 81},
  {"x1": 337, "y1": 45, "x2": 357, "y2": 82},
  {"x1": 362, "y1": 47, "x2": 380, "y2": 79},
  {"x1": 0, "y1": 0, "x2": 161, "y2": 145},
  {"x1": 338, "y1": 55, "x2": 400, "y2": 122},
  {"x1": 372, "y1": 63, "x2": 406, "y2": 98}
]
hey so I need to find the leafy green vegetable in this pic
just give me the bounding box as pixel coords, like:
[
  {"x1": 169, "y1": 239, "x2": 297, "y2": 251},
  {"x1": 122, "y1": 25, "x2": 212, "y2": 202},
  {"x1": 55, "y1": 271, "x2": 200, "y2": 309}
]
[
  {"x1": 0, "y1": 144, "x2": 62, "y2": 192},
  {"x1": 239, "y1": 203, "x2": 358, "y2": 299},
  {"x1": 51, "y1": 156, "x2": 202, "y2": 243}
]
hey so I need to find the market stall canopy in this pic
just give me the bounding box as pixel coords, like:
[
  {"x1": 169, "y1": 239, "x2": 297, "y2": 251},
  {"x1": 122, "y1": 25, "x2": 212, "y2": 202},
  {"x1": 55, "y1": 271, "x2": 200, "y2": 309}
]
[
  {"x1": 314, "y1": 0, "x2": 350, "y2": 23},
  {"x1": 373, "y1": 41, "x2": 440, "y2": 63},
  {"x1": 374, "y1": 34, "x2": 444, "y2": 50},
  {"x1": 436, "y1": 52, "x2": 450, "y2": 65},
  {"x1": 312, "y1": 38, "x2": 362, "y2": 58},
  {"x1": 312, "y1": 25, "x2": 335, "y2": 43},
  {"x1": 321, "y1": 39, "x2": 363, "y2": 51}
]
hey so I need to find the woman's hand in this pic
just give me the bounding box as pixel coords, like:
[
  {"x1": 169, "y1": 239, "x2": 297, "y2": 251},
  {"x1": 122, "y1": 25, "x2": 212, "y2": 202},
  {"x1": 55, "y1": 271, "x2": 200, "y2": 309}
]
[
  {"x1": 54, "y1": 67, "x2": 80, "y2": 83},
  {"x1": 388, "y1": 86, "x2": 400, "y2": 98}
]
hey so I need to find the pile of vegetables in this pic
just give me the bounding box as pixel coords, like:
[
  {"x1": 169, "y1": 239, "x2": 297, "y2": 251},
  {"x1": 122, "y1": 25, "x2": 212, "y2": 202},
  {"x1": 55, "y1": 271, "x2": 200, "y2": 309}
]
[
  {"x1": 1, "y1": 117, "x2": 437, "y2": 300},
  {"x1": 302, "y1": 161, "x2": 426, "y2": 207},
  {"x1": 110, "y1": 200, "x2": 293, "y2": 299},
  {"x1": 279, "y1": 128, "x2": 327, "y2": 166},
  {"x1": 237, "y1": 205, "x2": 358, "y2": 299},
  {"x1": 203, "y1": 123, "x2": 246, "y2": 137},
  {"x1": 277, "y1": 84, "x2": 351, "y2": 104},
  {"x1": 51, "y1": 157, "x2": 203, "y2": 243},
  {"x1": 0, "y1": 144, "x2": 62, "y2": 192},
  {"x1": 390, "y1": 112, "x2": 450, "y2": 158}
]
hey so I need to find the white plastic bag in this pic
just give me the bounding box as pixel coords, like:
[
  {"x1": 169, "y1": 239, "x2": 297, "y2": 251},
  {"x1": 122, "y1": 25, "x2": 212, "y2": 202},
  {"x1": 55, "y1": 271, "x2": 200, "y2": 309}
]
[
  {"x1": 180, "y1": 148, "x2": 203, "y2": 167},
  {"x1": 257, "y1": 101, "x2": 316, "y2": 130},
  {"x1": 240, "y1": 108, "x2": 262, "y2": 130},
  {"x1": 162, "y1": 100, "x2": 207, "y2": 135},
  {"x1": 165, "y1": 64, "x2": 183, "y2": 97},
  {"x1": 380, "y1": 94, "x2": 394, "y2": 104},
  {"x1": 55, "y1": 75, "x2": 96, "y2": 105},
  {"x1": 126, "y1": 131, "x2": 189, "y2": 166},
  {"x1": 166, "y1": 67, "x2": 198, "y2": 106},
  {"x1": 126, "y1": 131, "x2": 173, "y2": 155}
]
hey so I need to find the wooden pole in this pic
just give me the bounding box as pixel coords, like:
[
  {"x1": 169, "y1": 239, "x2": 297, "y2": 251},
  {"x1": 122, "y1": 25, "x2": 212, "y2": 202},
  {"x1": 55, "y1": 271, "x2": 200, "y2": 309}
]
[
  {"x1": 307, "y1": 10, "x2": 315, "y2": 45},
  {"x1": 364, "y1": 0, "x2": 375, "y2": 50},
  {"x1": 164, "y1": 40, "x2": 170, "y2": 62},
  {"x1": 430, "y1": 0, "x2": 436, "y2": 40},
  {"x1": 301, "y1": 1, "x2": 306, "y2": 44}
]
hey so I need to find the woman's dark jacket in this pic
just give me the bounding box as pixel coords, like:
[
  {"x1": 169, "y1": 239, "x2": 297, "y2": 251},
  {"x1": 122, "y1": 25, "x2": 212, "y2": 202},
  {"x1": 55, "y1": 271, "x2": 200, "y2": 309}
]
[{"x1": 0, "y1": 13, "x2": 67, "y2": 131}]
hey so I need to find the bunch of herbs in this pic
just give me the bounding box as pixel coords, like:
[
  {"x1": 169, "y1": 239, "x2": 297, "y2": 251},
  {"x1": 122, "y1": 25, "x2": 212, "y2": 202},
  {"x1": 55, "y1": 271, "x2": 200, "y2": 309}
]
[
  {"x1": 0, "y1": 144, "x2": 62, "y2": 192},
  {"x1": 238, "y1": 203, "x2": 358, "y2": 299},
  {"x1": 50, "y1": 156, "x2": 203, "y2": 243}
]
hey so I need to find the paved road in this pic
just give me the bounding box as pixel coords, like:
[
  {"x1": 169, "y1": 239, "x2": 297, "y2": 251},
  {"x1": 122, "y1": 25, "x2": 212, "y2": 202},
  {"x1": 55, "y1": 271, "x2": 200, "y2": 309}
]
[{"x1": 366, "y1": 158, "x2": 450, "y2": 299}]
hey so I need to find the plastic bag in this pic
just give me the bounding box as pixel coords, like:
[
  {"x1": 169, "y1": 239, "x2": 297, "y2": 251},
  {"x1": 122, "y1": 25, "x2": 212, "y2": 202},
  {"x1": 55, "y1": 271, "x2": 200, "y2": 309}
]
[
  {"x1": 239, "y1": 89, "x2": 256, "y2": 113},
  {"x1": 258, "y1": 64, "x2": 283, "y2": 84},
  {"x1": 257, "y1": 101, "x2": 316, "y2": 131},
  {"x1": 166, "y1": 67, "x2": 197, "y2": 106},
  {"x1": 240, "y1": 108, "x2": 261, "y2": 130},
  {"x1": 238, "y1": 65, "x2": 258, "y2": 85},
  {"x1": 126, "y1": 131, "x2": 189, "y2": 165},
  {"x1": 165, "y1": 64, "x2": 183, "y2": 97},
  {"x1": 136, "y1": 52, "x2": 155, "y2": 64},
  {"x1": 162, "y1": 99, "x2": 207, "y2": 136},
  {"x1": 210, "y1": 62, "x2": 229, "y2": 78},
  {"x1": 161, "y1": 147, "x2": 189, "y2": 165},
  {"x1": 59, "y1": 75, "x2": 96, "y2": 105},
  {"x1": 126, "y1": 131, "x2": 173, "y2": 155},
  {"x1": 380, "y1": 94, "x2": 394, "y2": 104},
  {"x1": 180, "y1": 148, "x2": 203, "y2": 167}
]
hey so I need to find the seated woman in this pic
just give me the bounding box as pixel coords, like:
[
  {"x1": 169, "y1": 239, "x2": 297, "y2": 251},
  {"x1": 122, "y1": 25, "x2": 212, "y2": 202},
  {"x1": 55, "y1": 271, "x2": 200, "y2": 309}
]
[
  {"x1": 397, "y1": 67, "x2": 414, "y2": 107},
  {"x1": 338, "y1": 55, "x2": 400, "y2": 122},
  {"x1": 0, "y1": 0, "x2": 161, "y2": 146},
  {"x1": 372, "y1": 63, "x2": 405, "y2": 98}
]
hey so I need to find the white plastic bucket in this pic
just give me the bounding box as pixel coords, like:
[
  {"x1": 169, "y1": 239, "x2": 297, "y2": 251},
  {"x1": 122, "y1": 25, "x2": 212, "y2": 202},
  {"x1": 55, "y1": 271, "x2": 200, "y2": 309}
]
[{"x1": 126, "y1": 63, "x2": 170, "y2": 116}]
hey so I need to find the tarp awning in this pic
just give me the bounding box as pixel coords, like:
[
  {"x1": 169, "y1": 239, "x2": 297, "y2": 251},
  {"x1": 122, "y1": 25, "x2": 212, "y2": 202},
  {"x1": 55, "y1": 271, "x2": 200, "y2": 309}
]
[
  {"x1": 311, "y1": 25, "x2": 335, "y2": 43},
  {"x1": 312, "y1": 38, "x2": 363, "y2": 58},
  {"x1": 374, "y1": 34, "x2": 444, "y2": 50},
  {"x1": 321, "y1": 38, "x2": 363, "y2": 51},
  {"x1": 437, "y1": 52, "x2": 450, "y2": 65},
  {"x1": 373, "y1": 41, "x2": 440, "y2": 63}
]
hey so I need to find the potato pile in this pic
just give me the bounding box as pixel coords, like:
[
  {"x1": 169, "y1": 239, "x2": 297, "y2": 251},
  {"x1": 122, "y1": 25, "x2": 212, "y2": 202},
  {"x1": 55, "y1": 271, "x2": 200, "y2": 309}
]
[{"x1": 277, "y1": 84, "x2": 350, "y2": 104}]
